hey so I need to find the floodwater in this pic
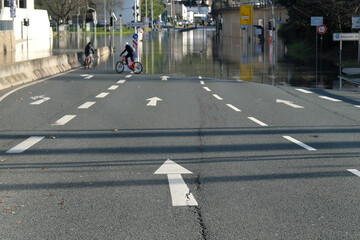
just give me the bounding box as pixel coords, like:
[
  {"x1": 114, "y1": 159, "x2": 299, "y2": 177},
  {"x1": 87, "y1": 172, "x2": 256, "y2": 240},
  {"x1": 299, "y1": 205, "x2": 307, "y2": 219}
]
[{"x1": 5, "y1": 28, "x2": 348, "y2": 90}]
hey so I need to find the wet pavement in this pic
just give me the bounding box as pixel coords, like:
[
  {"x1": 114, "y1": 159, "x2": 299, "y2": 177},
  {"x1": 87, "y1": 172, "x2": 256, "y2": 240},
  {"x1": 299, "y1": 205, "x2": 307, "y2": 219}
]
[{"x1": 2, "y1": 27, "x2": 359, "y2": 91}]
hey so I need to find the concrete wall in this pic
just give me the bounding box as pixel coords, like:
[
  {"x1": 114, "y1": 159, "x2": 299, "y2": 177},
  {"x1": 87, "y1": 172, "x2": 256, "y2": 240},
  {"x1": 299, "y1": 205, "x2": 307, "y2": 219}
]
[
  {"x1": 0, "y1": 29, "x2": 15, "y2": 54},
  {"x1": 0, "y1": 46, "x2": 113, "y2": 90}
]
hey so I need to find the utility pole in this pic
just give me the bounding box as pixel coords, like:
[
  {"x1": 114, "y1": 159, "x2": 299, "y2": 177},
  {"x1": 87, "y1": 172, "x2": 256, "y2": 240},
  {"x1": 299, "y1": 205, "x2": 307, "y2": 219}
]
[
  {"x1": 151, "y1": 0, "x2": 154, "y2": 30},
  {"x1": 104, "y1": 0, "x2": 106, "y2": 32}
]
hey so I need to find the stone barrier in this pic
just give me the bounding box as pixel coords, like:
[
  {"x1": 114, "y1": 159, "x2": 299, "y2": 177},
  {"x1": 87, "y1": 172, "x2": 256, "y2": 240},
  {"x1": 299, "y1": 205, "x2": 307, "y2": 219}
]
[{"x1": 0, "y1": 46, "x2": 112, "y2": 90}]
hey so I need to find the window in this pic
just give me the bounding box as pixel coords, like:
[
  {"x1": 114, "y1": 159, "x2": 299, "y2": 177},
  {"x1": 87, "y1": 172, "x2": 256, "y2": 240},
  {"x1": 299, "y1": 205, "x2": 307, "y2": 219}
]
[{"x1": 20, "y1": 0, "x2": 26, "y2": 8}]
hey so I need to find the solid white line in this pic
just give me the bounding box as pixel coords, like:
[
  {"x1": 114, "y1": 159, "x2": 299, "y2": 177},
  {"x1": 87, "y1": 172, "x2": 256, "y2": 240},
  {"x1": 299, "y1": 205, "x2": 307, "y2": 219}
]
[
  {"x1": 283, "y1": 136, "x2": 316, "y2": 151},
  {"x1": 30, "y1": 97, "x2": 51, "y2": 105},
  {"x1": 6, "y1": 136, "x2": 45, "y2": 154},
  {"x1": 296, "y1": 88, "x2": 313, "y2": 94},
  {"x1": 213, "y1": 94, "x2": 223, "y2": 100},
  {"x1": 248, "y1": 117, "x2": 268, "y2": 127},
  {"x1": 348, "y1": 169, "x2": 360, "y2": 177},
  {"x1": 96, "y1": 92, "x2": 109, "y2": 98},
  {"x1": 203, "y1": 87, "x2": 211, "y2": 92},
  {"x1": 226, "y1": 104, "x2": 241, "y2": 112},
  {"x1": 319, "y1": 96, "x2": 342, "y2": 102},
  {"x1": 125, "y1": 75, "x2": 132, "y2": 78},
  {"x1": 108, "y1": 85, "x2": 119, "y2": 90},
  {"x1": 200, "y1": 81, "x2": 205, "y2": 85},
  {"x1": 0, "y1": 68, "x2": 79, "y2": 103},
  {"x1": 52, "y1": 115, "x2": 76, "y2": 126},
  {"x1": 117, "y1": 80, "x2": 126, "y2": 84},
  {"x1": 78, "y1": 102, "x2": 96, "y2": 109}
]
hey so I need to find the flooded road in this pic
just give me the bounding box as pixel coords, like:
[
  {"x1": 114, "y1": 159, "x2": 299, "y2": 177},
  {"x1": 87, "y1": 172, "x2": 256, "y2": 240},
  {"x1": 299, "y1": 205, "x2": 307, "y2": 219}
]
[{"x1": 10, "y1": 28, "x2": 345, "y2": 89}]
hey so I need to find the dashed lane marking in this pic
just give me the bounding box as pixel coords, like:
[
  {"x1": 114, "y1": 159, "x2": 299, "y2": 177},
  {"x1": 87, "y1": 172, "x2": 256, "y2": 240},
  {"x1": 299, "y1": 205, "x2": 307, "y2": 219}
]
[
  {"x1": 283, "y1": 136, "x2": 316, "y2": 151},
  {"x1": 203, "y1": 87, "x2": 211, "y2": 92},
  {"x1": 108, "y1": 85, "x2": 119, "y2": 90},
  {"x1": 226, "y1": 104, "x2": 241, "y2": 112},
  {"x1": 200, "y1": 81, "x2": 205, "y2": 85},
  {"x1": 296, "y1": 88, "x2": 313, "y2": 94},
  {"x1": 319, "y1": 96, "x2": 342, "y2": 102},
  {"x1": 30, "y1": 97, "x2": 51, "y2": 105},
  {"x1": 248, "y1": 117, "x2": 268, "y2": 127},
  {"x1": 117, "y1": 80, "x2": 126, "y2": 84},
  {"x1": 213, "y1": 94, "x2": 223, "y2": 100},
  {"x1": 96, "y1": 93, "x2": 109, "y2": 98},
  {"x1": 348, "y1": 169, "x2": 360, "y2": 177},
  {"x1": 52, "y1": 115, "x2": 76, "y2": 126},
  {"x1": 6, "y1": 136, "x2": 45, "y2": 154},
  {"x1": 78, "y1": 102, "x2": 96, "y2": 109},
  {"x1": 125, "y1": 75, "x2": 132, "y2": 78}
]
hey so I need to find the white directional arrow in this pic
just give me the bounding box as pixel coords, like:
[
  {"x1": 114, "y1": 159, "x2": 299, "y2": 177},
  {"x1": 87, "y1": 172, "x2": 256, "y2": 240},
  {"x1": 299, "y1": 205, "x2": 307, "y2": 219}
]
[
  {"x1": 146, "y1": 97, "x2": 162, "y2": 106},
  {"x1": 161, "y1": 76, "x2": 170, "y2": 81},
  {"x1": 80, "y1": 74, "x2": 93, "y2": 79},
  {"x1": 30, "y1": 95, "x2": 51, "y2": 105},
  {"x1": 276, "y1": 99, "x2": 304, "y2": 109},
  {"x1": 154, "y1": 159, "x2": 198, "y2": 206}
]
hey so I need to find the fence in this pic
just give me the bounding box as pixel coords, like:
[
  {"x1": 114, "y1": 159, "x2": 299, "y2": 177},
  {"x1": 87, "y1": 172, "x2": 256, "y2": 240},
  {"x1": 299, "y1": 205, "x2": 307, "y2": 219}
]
[{"x1": 0, "y1": 20, "x2": 13, "y2": 31}]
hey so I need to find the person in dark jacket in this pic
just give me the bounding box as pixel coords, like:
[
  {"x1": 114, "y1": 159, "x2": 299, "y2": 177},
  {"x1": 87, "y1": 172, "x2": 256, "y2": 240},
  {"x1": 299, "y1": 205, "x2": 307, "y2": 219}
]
[
  {"x1": 84, "y1": 42, "x2": 95, "y2": 65},
  {"x1": 120, "y1": 42, "x2": 134, "y2": 67}
]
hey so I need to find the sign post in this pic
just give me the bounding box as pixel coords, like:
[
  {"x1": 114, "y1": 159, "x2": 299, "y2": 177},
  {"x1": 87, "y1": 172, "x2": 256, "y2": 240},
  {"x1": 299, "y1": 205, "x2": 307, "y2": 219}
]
[
  {"x1": 317, "y1": 25, "x2": 327, "y2": 87},
  {"x1": 352, "y1": 17, "x2": 360, "y2": 62},
  {"x1": 311, "y1": 17, "x2": 323, "y2": 88}
]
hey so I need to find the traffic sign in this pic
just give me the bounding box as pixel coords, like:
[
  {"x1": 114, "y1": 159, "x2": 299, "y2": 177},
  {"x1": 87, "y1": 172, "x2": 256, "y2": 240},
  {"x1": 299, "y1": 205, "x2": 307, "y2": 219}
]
[
  {"x1": 132, "y1": 33, "x2": 138, "y2": 40},
  {"x1": 311, "y1": 17, "x2": 323, "y2": 26},
  {"x1": 317, "y1": 25, "x2": 327, "y2": 35},
  {"x1": 333, "y1": 33, "x2": 360, "y2": 41},
  {"x1": 240, "y1": 5, "x2": 253, "y2": 25}
]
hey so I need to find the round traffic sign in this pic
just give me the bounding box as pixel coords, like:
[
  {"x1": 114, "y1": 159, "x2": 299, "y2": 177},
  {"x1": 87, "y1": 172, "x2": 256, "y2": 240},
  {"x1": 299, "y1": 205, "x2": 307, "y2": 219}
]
[
  {"x1": 132, "y1": 33, "x2": 138, "y2": 40},
  {"x1": 317, "y1": 25, "x2": 327, "y2": 35}
]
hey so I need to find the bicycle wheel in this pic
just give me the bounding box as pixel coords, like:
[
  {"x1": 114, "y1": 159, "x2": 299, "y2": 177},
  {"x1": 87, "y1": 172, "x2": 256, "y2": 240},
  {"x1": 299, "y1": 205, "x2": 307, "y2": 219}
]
[
  {"x1": 132, "y1": 62, "x2": 143, "y2": 74},
  {"x1": 84, "y1": 56, "x2": 90, "y2": 69},
  {"x1": 115, "y1": 61, "x2": 124, "y2": 73}
]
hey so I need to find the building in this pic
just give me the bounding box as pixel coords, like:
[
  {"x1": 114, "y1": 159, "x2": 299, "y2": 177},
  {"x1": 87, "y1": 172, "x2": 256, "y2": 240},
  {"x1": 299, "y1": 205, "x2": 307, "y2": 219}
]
[{"x1": 165, "y1": 0, "x2": 211, "y2": 23}]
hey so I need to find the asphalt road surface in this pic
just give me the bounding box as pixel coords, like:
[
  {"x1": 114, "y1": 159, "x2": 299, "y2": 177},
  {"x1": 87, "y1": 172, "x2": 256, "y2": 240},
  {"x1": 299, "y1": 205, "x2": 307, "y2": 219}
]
[{"x1": 1, "y1": 67, "x2": 360, "y2": 239}]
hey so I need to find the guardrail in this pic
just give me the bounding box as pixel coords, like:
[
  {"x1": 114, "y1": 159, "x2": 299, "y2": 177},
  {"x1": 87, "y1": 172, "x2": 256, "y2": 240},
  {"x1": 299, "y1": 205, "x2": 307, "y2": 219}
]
[{"x1": 0, "y1": 20, "x2": 13, "y2": 31}]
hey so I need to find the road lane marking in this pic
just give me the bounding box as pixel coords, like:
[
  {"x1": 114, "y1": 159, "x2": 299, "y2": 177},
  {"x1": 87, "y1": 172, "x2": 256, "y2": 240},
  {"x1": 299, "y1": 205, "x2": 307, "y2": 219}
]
[
  {"x1": 6, "y1": 136, "x2": 45, "y2": 154},
  {"x1": 248, "y1": 117, "x2": 268, "y2": 127},
  {"x1": 125, "y1": 75, "x2": 132, "y2": 78},
  {"x1": 161, "y1": 76, "x2": 169, "y2": 81},
  {"x1": 276, "y1": 99, "x2": 304, "y2": 109},
  {"x1": 199, "y1": 76, "x2": 203, "y2": 79},
  {"x1": 296, "y1": 89, "x2": 313, "y2": 94},
  {"x1": 108, "y1": 85, "x2": 119, "y2": 90},
  {"x1": 78, "y1": 102, "x2": 96, "y2": 109},
  {"x1": 146, "y1": 97, "x2": 162, "y2": 106},
  {"x1": 283, "y1": 136, "x2": 316, "y2": 151},
  {"x1": 154, "y1": 159, "x2": 198, "y2": 206},
  {"x1": 319, "y1": 96, "x2": 342, "y2": 102},
  {"x1": 200, "y1": 81, "x2": 205, "y2": 85},
  {"x1": 81, "y1": 74, "x2": 93, "y2": 79},
  {"x1": 117, "y1": 80, "x2": 126, "y2": 84},
  {"x1": 355, "y1": 105, "x2": 360, "y2": 108},
  {"x1": 348, "y1": 169, "x2": 360, "y2": 177},
  {"x1": 96, "y1": 92, "x2": 109, "y2": 98},
  {"x1": 30, "y1": 97, "x2": 51, "y2": 105},
  {"x1": 203, "y1": 87, "x2": 211, "y2": 92},
  {"x1": 226, "y1": 104, "x2": 241, "y2": 112},
  {"x1": 213, "y1": 94, "x2": 223, "y2": 100},
  {"x1": 52, "y1": 115, "x2": 76, "y2": 126}
]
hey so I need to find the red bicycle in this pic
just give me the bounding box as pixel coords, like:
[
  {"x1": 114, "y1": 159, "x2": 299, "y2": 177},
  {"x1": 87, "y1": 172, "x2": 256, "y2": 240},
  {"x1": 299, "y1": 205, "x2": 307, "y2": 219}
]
[{"x1": 115, "y1": 57, "x2": 143, "y2": 74}]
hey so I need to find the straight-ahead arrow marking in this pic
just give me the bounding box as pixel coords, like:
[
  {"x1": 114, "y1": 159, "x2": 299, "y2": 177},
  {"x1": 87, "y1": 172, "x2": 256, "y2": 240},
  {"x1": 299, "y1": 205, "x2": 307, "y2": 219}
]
[
  {"x1": 146, "y1": 97, "x2": 162, "y2": 106},
  {"x1": 161, "y1": 76, "x2": 170, "y2": 81},
  {"x1": 154, "y1": 159, "x2": 198, "y2": 206},
  {"x1": 276, "y1": 99, "x2": 304, "y2": 109}
]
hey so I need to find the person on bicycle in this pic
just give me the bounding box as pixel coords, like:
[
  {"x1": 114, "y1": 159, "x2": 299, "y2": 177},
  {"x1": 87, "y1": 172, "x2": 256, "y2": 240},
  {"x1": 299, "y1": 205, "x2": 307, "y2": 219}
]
[
  {"x1": 120, "y1": 42, "x2": 134, "y2": 68},
  {"x1": 84, "y1": 42, "x2": 95, "y2": 65}
]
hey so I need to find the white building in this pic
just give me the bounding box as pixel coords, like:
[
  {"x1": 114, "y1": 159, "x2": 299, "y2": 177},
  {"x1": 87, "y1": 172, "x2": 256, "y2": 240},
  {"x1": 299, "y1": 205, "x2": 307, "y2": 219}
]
[{"x1": 0, "y1": 0, "x2": 52, "y2": 61}]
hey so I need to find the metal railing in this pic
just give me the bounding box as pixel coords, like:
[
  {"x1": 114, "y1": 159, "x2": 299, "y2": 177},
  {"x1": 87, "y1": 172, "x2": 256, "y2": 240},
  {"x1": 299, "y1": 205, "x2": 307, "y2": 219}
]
[{"x1": 0, "y1": 20, "x2": 13, "y2": 31}]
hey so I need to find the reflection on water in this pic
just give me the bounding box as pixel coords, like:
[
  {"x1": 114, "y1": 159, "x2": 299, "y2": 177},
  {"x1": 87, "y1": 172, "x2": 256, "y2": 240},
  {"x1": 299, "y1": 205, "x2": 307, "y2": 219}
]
[{"x1": 5, "y1": 28, "x2": 342, "y2": 89}]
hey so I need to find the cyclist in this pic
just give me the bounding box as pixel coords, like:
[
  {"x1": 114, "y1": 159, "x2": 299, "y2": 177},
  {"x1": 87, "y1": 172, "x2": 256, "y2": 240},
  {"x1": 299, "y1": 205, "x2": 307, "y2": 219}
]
[
  {"x1": 84, "y1": 42, "x2": 95, "y2": 66},
  {"x1": 120, "y1": 42, "x2": 134, "y2": 68}
]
